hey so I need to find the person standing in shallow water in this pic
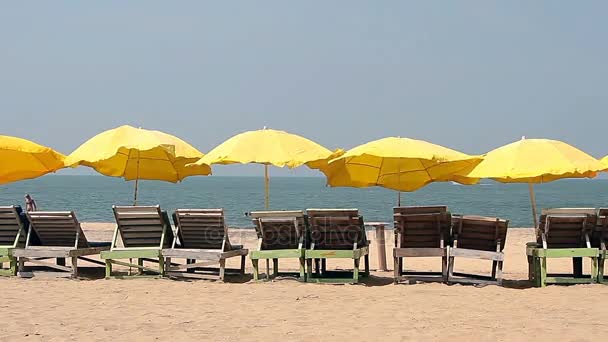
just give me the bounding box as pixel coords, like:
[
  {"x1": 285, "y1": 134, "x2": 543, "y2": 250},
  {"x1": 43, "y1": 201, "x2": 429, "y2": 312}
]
[{"x1": 24, "y1": 194, "x2": 37, "y2": 212}]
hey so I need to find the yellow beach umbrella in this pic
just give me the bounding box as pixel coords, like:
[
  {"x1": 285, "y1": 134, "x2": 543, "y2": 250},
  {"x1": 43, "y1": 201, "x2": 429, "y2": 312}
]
[
  {"x1": 463, "y1": 137, "x2": 604, "y2": 227},
  {"x1": 0, "y1": 135, "x2": 66, "y2": 184},
  {"x1": 317, "y1": 137, "x2": 482, "y2": 203},
  {"x1": 65, "y1": 125, "x2": 211, "y2": 204},
  {"x1": 193, "y1": 128, "x2": 341, "y2": 209}
]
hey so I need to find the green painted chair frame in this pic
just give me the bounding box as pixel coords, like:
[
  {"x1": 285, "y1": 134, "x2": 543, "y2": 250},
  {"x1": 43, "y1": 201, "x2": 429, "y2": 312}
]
[
  {"x1": 595, "y1": 208, "x2": 607, "y2": 284},
  {"x1": 163, "y1": 208, "x2": 248, "y2": 281},
  {"x1": 101, "y1": 205, "x2": 173, "y2": 278},
  {"x1": 14, "y1": 210, "x2": 109, "y2": 278},
  {"x1": 305, "y1": 209, "x2": 370, "y2": 284},
  {"x1": 249, "y1": 210, "x2": 307, "y2": 281},
  {"x1": 448, "y1": 215, "x2": 509, "y2": 286},
  {"x1": 526, "y1": 209, "x2": 599, "y2": 287},
  {"x1": 393, "y1": 206, "x2": 451, "y2": 284},
  {"x1": 0, "y1": 206, "x2": 27, "y2": 276}
]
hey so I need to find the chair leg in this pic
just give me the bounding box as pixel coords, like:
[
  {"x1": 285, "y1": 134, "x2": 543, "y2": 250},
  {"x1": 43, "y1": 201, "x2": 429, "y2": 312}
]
[
  {"x1": 71, "y1": 257, "x2": 78, "y2": 279},
  {"x1": 491, "y1": 260, "x2": 498, "y2": 280},
  {"x1": 364, "y1": 254, "x2": 370, "y2": 276},
  {"x1": 272, "y1": 258, "x2": 279, "y2": 277},
  {"x1": 240, "y1": 255, "x2": 246, "y2": 275},
  {"x1": 398, "y1": 257, "x2": 403, "y2": 276},
  {"x1": 219, "y1": 259, "x2": 226, "y2": 282},
  {"x1": 9, "y1": 258, "x2": 17, "y2": 276},
  {"x1": 321, "y1": 259, "x2": 326, "y2": 274},
  {"x1": 306, "y1": 259, "x2": 313, "y2": 280},
  {"x1": 314, "y1": 259, "x2": 320, "y2": 275},
  {"x1": 158, "y1": 257, "x2": 165, "y2": 277},
  {"x1": 299, "y1": 257, "x2": 306, "y2": 281},
  {"x1": 539, "y1": 257, "x2": 547, "y2": 288},
  {"x1": 496, "y1": 260, "x2": 504, "y2": 286},
  {"x1": 137, "y1": 258, "x2": 144, "y2": 275},
  {"x1": 353, "y1": 258, "x2": 360, "y2": 283},
  {"x1": 18, "y1": 258, "x2": 25, "y2": 274},
  {"x1": 265, "y1": 259, "x2": 270, "y2": 280},
  {"x1": 527, "y1": 255, "x2": 534, "y2": 282},
  {"x1": 251, "y1": 259, "x2": 259, "y2": 281},
  {"x1": 441, "y1": 256, "x2": 448, "y2": 282},
  {"x1": 573, "y1": 257, "x2": 583, "y2": 278},
  {"x1": 591, "y1": 257, "x2": 598, "y2": 283},
  {"x1": 599, "y1": 256, "x2": 605, "y2": 283},
  {"x1": 393, "y1": 257, "x2": 400, "y2": 284},
  {"x1": 447, "y1": 256, "x2": 455, "y2": 282},
  {"x1": 165, "y1": 258, "x2": 171, "y2": 273},
  {"x1": 186, "y1": 259, "x2": 195, "y2": 273},
  {"x1": 105, "y1": 260, "x2": 112, "y2": 279}
]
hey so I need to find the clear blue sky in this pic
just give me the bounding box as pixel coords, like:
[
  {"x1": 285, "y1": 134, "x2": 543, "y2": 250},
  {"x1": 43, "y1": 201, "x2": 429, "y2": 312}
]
[{"x1": 1, "y1": 1, "x2": 606, "y2": 176}]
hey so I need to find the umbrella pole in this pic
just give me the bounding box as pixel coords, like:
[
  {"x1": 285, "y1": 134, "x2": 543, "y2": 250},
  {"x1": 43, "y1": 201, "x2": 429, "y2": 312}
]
[
  {"x1": 397, "y1": 191, "x2": 401, "y2": 206},
  {"x1": 528, "y1": 182, "x2": 538, "y2": 228},
  {"x1": 133, "y1": 179, "x2": 139, "y2": 206},
  {"x1": 133, "y1": 151, "x2": 140, "y2": 206},
  {"x1": 264, "y1": 164, "x2": 269, "y2": 210}
]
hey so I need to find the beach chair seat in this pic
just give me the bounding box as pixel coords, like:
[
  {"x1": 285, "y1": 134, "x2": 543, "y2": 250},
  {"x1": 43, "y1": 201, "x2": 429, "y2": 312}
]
[
  {"x1": 304, "y1": 209, "x2": 370, "y2": 284},
  {"x1": 448, "y1": 215, "x2": 509, "y2": 286},
  {"x1": 0, "y1": 206, "x2": 28, "y2": 276},
  {"x1": 393, "y1": 206, "x2": 451, "y2": 284},
  {"x1": 594, "y1": 208, "x2": 608, "y2": 284},
  {"x1": 101, "y1": 205, "x2": 173, "y2": 278},
  {"x1": 249, "y1": 210, "x2": 307, "y2": 281},
  {"x1": 526, "y1": 208, "x2": 599, "y2": 287},
  {"x1": 163, "y1": 209, "x2": 248, "y2": 281},
  {"x1": 13, "y1": 210, "x2": 109, "y2": 278}
]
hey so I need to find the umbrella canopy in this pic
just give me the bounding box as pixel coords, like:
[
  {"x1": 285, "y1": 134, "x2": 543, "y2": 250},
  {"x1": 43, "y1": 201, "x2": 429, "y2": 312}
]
[
  {"x1": 65, "y1": 125, "x2": 210, "y2": 182},
  {"x1": 0, "y1": 135, "x2": 66, "y2": 184},
  {"x1": 194, "y1": 128, "x2": 340, "y2": 168},
  {"x1": 601, "y1": 156, "x2": 608, "y2": 170},
  {"x1": 316, "y1": 137, "x2": 482, "y2": 192},
  {"x1": 461, "y1": 138, "x2": 604, "y2": 227},
  {"x1": 464, "y1": 138, "x2": 604, "y2": 183},
  {"x1": 192, "y1": 128, "x2": 341, "y2": 209}
]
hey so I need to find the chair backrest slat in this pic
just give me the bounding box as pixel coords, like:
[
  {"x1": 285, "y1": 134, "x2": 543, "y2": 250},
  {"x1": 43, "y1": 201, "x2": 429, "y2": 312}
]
[
  {"x1": 26, "y1": 211, "x2": 88, "y2": 248},
  {"x1": 306, "y1": 209, "x2": 366, "y2": 250},
  {"x1": 173, "y1": 209, "x2": 226, "y2": 250},
  {"x1": 0, "y1": 206, "x2": 27, "y2": 247},
  {"x1": 250, "y1": 210, "x2": 305, "y2": 250},
  {"x1": 113, "y1": 206, "x2": 172, "y2": 249},
  {"x1": 393, "y1": 206, "x2": 450, "y2": 248},
  {"x1": 453, "y1": 215, "x2": 509, "y2": 252}
]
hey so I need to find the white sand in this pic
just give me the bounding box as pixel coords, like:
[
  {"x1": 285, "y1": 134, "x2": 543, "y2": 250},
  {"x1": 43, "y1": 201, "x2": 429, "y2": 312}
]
[{"x1": 1, "y1": 223, "x2": 606, "y2": 341}]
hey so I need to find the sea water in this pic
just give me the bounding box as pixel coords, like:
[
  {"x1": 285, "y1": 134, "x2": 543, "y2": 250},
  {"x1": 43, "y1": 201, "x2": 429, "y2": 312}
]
[{"x1": 1, "y1": 175, "x2": 607, "y2": 227}]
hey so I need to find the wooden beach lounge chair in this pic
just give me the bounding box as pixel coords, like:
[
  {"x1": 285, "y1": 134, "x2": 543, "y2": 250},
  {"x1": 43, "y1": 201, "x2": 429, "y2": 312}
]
[
  {"x1": 0, "y1": 206, "x2": 28, "y2": 276},
  {"x1": 448, "y1": 215, "x2": 509, "y2": 286},
  {"x1": 393, "y1": 206, "x2": 451, "y2": 284},
  {"x1": 304, "y1": 209, "x2": 369, "y2": 283},
  {"x1": 526, "y1": 208, "x2": 599, "y2": 287},
  {"x1": 13, "y1": 211, "x2": 109, "y2": 278},
  {"x1": 249, "y1": 210, "x2": 307, "y2": 281},
  {"x1": 101, "y1": 205, "x2": 173, "y2": 278},
  {"x1": 594, "y1": 208, "x2": 608, "y2": 284},
  {"x1": 163, "y1": 209, "x2": 247, "y2": 281}
]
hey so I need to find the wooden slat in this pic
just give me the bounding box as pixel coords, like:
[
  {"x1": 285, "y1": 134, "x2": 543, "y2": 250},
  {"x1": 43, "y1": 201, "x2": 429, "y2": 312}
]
[
  {"x1": 541, "y1": 208, "x2": 596, "y2": 215},
  {"x1": 393, "y1": 206, "x2": 448, "y2": 215}
]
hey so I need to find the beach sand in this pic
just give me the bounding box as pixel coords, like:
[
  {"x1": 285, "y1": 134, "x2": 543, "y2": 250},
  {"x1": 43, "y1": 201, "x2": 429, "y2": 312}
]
[{"x1": 1, "y1": 223, "x2": 607, "y2": 341}]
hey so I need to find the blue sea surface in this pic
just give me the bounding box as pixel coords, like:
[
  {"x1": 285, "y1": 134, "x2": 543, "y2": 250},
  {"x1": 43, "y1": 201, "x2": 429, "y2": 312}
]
[{"x1": 1, "y1": 175, "x2": 607, "y2": 228}]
